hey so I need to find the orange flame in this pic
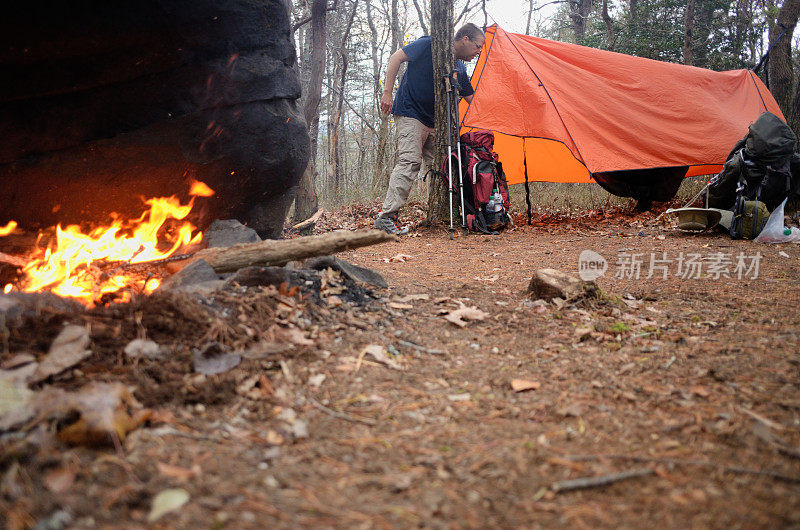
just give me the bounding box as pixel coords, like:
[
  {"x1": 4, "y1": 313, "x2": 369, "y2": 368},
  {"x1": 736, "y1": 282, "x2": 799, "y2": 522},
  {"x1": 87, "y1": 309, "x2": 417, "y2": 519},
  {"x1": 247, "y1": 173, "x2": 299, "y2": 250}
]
[
  {"x1": 190, "y1": 180, "x2": 215, "y2": 197},
  {"x1": 7, "y1": 182, "x2": 214, "y2": 306},
  {"x1": 0, "y1": 221, "x2": 17, "y2": 236}
]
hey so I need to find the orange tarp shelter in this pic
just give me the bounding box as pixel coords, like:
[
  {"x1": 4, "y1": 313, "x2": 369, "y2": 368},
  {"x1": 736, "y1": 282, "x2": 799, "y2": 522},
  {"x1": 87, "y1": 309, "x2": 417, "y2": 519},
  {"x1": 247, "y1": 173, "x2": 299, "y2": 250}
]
[{"x1": 460, "y1": 26, "x2": 785, "y2": 188}]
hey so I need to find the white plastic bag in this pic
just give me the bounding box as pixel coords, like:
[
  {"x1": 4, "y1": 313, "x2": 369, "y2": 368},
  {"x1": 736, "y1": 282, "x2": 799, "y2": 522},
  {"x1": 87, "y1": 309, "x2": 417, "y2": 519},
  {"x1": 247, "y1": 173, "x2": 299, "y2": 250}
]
[{"x1": 754, "y1": 198, "x2": 800, "y2": 243}]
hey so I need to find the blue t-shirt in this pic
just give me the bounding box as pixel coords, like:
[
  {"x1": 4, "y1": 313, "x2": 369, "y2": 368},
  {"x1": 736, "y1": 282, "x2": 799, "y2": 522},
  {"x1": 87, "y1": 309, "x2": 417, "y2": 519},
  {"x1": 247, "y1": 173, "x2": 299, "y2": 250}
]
[{"x1": 391, "y1": 36, "x2": 474, "y2": 128}]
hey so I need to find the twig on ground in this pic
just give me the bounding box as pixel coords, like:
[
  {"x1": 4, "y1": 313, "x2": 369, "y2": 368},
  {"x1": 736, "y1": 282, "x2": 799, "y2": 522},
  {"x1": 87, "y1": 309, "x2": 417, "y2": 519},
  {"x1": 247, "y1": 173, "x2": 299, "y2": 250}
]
[
  {"x1": 563, "y1": 454, "x2": 800, "y2": 483},
  {"x1": 398, "y1": 339, "x2": 444, "y2": 355},
  {"x1": 551, "y1": 467, "x2": 654, "y2": 492},
  {"x1": 738, "y1": 406, "x2": 786, "y2": 431},
  {"x1": 291, "y1": 209, "x2": 324, "y2": 232},
  {"x1": 309, "y1": 398, "x2": 377, "y2": 426}
]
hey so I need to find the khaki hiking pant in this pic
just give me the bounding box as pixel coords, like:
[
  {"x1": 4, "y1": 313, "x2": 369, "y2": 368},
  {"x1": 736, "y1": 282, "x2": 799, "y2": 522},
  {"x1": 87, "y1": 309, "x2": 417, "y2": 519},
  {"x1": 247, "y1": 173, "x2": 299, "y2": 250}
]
[{"x1": 379, "y1": 115, "x2": 435, "y2": 218}]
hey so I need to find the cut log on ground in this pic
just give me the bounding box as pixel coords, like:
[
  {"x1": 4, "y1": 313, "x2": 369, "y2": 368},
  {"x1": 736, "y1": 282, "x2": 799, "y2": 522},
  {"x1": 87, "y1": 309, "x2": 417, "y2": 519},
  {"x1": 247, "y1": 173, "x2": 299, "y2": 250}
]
[{"x1": 193, "y1": 229, "x2": 396, "y2": 273}]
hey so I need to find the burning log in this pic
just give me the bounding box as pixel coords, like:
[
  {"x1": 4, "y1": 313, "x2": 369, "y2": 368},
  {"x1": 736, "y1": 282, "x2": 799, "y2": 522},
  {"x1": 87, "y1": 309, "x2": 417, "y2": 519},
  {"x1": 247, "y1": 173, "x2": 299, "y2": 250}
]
[
  {"x1": 0, "y1": 252, "x2": 26, "y2": 268},
  {"x1": 192, "y1": 229, "x2": 396, "y2": 273}
]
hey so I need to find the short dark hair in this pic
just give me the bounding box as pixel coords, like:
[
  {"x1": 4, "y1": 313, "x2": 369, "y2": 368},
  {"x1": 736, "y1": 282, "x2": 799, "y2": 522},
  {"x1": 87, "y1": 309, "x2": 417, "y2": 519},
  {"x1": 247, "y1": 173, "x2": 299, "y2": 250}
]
[{"x1": 455, "y1": 23, "x2": 483, "y2": 42}]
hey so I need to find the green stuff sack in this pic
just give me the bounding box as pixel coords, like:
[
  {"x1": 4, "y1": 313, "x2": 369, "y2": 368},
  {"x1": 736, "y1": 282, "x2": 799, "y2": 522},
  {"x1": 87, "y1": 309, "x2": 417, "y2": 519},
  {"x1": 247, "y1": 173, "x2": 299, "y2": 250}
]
[{"x1": 730, "y1": 199, "x2": 769, "y2": 239}]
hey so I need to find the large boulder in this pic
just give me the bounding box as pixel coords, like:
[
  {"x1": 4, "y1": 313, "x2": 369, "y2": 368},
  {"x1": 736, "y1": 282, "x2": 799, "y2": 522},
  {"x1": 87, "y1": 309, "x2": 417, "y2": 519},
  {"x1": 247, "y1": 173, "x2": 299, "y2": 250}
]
[{"x1": 0, "y1": 0, "x2": 309, "y2": 239}]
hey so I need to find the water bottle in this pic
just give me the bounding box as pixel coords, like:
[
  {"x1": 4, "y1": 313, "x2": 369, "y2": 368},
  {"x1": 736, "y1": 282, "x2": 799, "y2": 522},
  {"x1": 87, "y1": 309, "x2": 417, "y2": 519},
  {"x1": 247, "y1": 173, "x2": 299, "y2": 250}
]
[{"x1": 491, "y1": 189, "x2": 503, "y2": 212}]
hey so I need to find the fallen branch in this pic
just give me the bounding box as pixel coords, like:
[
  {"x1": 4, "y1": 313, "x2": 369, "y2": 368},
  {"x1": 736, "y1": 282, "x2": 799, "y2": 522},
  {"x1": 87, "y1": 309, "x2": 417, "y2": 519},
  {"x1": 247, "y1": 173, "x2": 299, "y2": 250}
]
[
  {"x1": 193, "y1": 229, "x2": 396, "y2": 273},
  {"x1": 551, "y1": 467, "x2": 653, "y2": 492},
  {"x1": 563, "y1": 454, "x2": 800, "y2": 483},
  {"x1": 291, "y1": 209, "x2": 324, "y2": 232},
  {"x1": 309, "y1": 398, "x2": 377, "y2": 426},
  {"x1": 398, "y1": 339, "x2": 444, "y2": 355}
]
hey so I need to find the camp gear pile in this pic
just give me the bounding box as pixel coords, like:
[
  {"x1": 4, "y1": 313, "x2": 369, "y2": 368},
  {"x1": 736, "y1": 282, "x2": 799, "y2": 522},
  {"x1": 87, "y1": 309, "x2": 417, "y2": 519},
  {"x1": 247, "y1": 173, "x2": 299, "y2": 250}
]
[
  {"x1": 709, "y1": 112, "x2": 800, "y2": 212},
  {"x1": 459, "y1": 25, "x2": 785, "y2": 204},
  {"x1": 442, "y1": 129, "x2": 511, "y2": 234}
]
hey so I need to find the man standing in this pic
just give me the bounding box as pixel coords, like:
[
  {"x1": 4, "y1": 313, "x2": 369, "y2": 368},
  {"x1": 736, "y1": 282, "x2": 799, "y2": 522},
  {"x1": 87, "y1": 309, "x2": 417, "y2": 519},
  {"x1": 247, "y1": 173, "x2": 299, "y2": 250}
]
[{"x1": 373, "y1": 23, "x2": 485, "y2": 235}]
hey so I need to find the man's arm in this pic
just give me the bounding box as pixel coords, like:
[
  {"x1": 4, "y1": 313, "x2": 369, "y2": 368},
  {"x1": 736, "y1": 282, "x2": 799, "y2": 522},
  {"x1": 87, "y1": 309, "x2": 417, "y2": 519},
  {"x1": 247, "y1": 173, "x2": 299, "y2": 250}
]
[{"x1": 380, "y1": 49, "x2": 410, "y2": 114}]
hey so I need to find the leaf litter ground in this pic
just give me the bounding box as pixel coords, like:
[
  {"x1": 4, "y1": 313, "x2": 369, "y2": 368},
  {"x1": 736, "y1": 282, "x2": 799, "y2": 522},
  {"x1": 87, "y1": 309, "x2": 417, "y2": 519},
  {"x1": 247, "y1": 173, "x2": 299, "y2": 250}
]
[{"x1": 2, "y1": 205, "x2": 800, "y2": 528}]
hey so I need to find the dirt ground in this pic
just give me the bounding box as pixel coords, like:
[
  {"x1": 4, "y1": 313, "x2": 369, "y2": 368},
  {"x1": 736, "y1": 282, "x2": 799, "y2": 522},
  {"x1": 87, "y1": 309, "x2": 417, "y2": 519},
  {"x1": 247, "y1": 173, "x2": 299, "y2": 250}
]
[{"x1": 2, "y1": 206, "x2": 800, "y2": 528}]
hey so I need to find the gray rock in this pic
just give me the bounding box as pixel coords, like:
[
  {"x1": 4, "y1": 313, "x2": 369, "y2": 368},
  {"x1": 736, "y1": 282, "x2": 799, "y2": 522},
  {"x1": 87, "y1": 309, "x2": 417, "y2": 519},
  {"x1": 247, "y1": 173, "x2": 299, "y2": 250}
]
[
  {"x1": 159, "y1": 259, "x2": 220, "y2": 291},
  {"x1": 0, "y1": 293, "x2": 84, "y2": 328},
  {"x1": 193, "y1": 342, "x2": 242, "y2": 375},
  {"x1": 205, "y1": 219, "x2": 261, "y2": 248},
  {"x1": 227, "y1": 266, "x2": 289, "y2": 288},
  {"x1": 527, "y1": 269, "x2": 586, "y2": 301},
  {"x1": 0, "y1": 0, "x2": 310, "y2": 239}
]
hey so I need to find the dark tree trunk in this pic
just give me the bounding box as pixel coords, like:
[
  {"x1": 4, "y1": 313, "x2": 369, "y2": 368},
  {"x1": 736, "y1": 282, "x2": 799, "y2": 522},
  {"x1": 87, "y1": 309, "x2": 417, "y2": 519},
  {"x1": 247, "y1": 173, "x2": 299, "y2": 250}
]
[
  {"x1": 602, "y1": 0, "x2": 614, "y2": 50},
  {"x1": 293, "y1": 0, "x2": 327, "y2": 224},
  {"x1": 683, "y1": 0, "x2": 696, "y2": 65},
  {"x1": 570, "y1": 0, "x2": 593, "y2": 42},
  {"x1": 767, "y1": 0, "x2": 800, "y2": 120},
  {"x1": 427, "y1": 0, "x2": 453, "y2": 225}
]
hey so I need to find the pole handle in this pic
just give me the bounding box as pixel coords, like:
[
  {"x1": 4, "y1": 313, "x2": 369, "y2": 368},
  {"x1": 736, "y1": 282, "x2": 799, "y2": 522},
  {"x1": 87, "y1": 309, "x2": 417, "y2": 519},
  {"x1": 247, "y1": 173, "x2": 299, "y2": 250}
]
[{"x1": 443, "y1": 75, "x2": 452, "y2": 93}]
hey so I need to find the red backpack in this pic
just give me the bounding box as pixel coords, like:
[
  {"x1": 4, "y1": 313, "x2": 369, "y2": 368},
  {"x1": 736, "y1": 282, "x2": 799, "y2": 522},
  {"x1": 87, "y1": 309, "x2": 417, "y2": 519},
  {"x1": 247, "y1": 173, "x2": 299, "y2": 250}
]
[{"x1": 442, "y1": 129, "x2": 511, "y2": 233}]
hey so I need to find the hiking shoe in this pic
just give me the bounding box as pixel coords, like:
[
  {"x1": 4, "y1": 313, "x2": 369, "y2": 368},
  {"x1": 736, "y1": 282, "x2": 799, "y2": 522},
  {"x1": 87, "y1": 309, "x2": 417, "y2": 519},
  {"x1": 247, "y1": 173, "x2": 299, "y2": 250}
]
[{"x1": 373, "y1": 215, "x2": 409, "y2": 235}]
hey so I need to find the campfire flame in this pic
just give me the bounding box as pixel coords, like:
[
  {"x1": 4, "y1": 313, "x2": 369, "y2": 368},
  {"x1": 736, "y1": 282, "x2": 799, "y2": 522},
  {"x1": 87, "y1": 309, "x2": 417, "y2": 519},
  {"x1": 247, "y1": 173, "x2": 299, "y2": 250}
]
[
  {"x1": 0, "y1": 221, "x2": 17, "y2": 236},
  {"x1": 1, "y1": 181, "x2": 214, "y2": 306}
]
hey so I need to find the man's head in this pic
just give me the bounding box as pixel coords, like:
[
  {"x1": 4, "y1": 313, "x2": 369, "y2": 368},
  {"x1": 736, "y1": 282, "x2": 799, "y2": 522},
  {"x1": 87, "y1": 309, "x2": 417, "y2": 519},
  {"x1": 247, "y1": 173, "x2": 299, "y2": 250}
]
[{"x1": 454, "y1": 23, "x2": 485, "y2": 62}]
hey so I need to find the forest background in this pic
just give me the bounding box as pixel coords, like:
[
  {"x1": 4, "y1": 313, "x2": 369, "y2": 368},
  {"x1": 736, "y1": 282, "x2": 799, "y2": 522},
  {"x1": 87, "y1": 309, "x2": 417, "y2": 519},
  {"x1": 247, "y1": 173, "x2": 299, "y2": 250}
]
[{"x1": 287, "y1": 0, "x2": 800, "y2": 223}]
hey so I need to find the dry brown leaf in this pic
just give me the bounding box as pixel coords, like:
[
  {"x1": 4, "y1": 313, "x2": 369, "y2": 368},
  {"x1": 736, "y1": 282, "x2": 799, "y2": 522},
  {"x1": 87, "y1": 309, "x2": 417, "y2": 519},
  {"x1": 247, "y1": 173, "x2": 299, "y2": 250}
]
[
  {"x1": 386, "y1": 253, "x2": 412, "y2": 263},
  {"x1": 156, "y1": 462, "x2": 201, "y2": 481},
  {"x1": 388, "y1": 302, "x2": 413, "y2": 310},
  {"x1": 265, "y1": 430, "x2": 285, "y2": 445},
  {"x1": 29, "y1": 325, "x2": 91, "y2": 384},
  {"x1": 326, "y1": 295, "x2": 343, "y2": 308},
  {"x1": 275, "y1": 326, "x2": 314, "y2": 346},
  {"x1": 43, "y1": 466, "x2": 76, "y2": 494},
  {"x1": 394, "y1": 294, "x2": 430, "y2": 303},
  {"x1": 511, "y1": 379, "x2": 541, "y2": 392},
  {"x1": 443, "y1": 305, "x2": 489, "y2": 327},
  {"x1": 359, "y1": 344, "x2": 403, "y2": 370},
  {"x1": 32, "y1": 382, "x2": 145, "y2": 446},
  {"x1": 690, "y1": 386, "x2": 710, "y2": 398}
]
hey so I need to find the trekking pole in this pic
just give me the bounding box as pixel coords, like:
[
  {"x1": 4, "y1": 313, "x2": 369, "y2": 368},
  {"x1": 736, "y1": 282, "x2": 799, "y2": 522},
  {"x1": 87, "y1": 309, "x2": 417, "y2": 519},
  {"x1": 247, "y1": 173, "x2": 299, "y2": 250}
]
[
  {"x1": 451, "y1": 70, "x2": 468, "y2": 235},
  {"x1": 443, "y1": 75, "x2": 456, "y2": 240}
]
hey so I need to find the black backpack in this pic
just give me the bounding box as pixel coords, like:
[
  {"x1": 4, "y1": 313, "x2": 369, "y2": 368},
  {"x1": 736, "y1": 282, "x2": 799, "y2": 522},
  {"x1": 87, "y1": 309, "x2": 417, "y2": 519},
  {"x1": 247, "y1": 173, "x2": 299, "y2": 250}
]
[{"x1": 709, "y1": 112, "x2": 800, "y2": 218}]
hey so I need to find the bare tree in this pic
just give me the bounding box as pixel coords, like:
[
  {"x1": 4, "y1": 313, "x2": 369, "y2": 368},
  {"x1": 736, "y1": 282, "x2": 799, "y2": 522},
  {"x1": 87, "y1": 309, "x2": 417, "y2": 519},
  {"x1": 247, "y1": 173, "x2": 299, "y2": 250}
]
[
  {"x1": 683, "y1": 0, "x2": 695, "y2": 65},
  {"x1": 601, "y1": 0, "x2": 614, "y2": 50},
  {"x1": 526, "y1": 0, "x2": 534, "y2": 34},
  {"x1": 411, "y1": 0, "x2": 429, "y2": 34},
  {"x1": 327, "y1": 0, "x2": 359, "y2": 196},
  {"x1": 427, "y1": 0, "x2": 454, "y2": 224},
  {"x1": 293, "y1": 0, "x2": 328, "y2": 224},
  {"x1": 569, "y1": 0, "x2": 594, "y2": 42},
  {"x1": 767, "y1": 0, "x2": 800, "y2": 121},
  {"x1": 367, "y1": 0, "x2": 393, "y2": 194}
]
